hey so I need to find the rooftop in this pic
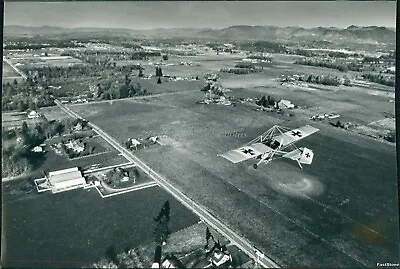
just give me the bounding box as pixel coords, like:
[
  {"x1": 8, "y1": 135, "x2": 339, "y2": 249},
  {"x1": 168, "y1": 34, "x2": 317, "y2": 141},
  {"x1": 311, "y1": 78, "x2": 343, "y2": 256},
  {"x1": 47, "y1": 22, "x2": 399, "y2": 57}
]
[{"x1": 48, "y1": 167, "x2": 84, "y2": 185}]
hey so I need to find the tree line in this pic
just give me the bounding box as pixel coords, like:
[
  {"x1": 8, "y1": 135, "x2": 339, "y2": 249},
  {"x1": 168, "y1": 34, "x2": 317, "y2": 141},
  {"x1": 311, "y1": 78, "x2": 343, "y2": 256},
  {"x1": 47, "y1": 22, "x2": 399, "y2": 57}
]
[
  {"x1": 294, "y1": 58, "x2": 357, "y2": 72},
  {"x1": 4, "y1": 41, "x2": 84, "y2": 50},
  {"x1": 239, "y1": 41, "x2": 288, "y2": 54},
  {"x1": 362, "y1": 73, "x2": 395, "y2": 87}
]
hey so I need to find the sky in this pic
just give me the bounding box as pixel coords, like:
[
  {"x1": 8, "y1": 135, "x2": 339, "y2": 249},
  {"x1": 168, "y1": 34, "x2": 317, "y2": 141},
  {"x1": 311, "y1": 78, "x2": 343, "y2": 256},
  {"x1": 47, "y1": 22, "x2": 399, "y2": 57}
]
[{"x1": 4, "y1": 1, "x2": 397, "y2": 29}]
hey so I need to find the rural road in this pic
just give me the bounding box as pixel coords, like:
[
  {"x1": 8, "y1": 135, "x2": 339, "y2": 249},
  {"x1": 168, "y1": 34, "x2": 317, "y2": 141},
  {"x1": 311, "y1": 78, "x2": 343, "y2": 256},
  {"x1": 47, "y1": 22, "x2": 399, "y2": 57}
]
[
  {"x1": 3, "y1": 57, "x2": 28, "y2": 80},
  {"x1": 55, "y1": 99, "x2": 280, "y2": 268}
]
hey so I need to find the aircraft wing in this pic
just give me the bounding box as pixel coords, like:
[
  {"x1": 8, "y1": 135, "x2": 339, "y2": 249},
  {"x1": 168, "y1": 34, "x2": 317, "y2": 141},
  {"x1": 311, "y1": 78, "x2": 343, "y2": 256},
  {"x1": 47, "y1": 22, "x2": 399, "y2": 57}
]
[
  {"x1": 219, "y1": 143, "x2": 271, "y2": 163},
  {"x1": 282, "y1": 148, "x2": 302, "y2": 160},
  {"x1": 274, "y1": 125, "x2": 319, "y2": 147}
]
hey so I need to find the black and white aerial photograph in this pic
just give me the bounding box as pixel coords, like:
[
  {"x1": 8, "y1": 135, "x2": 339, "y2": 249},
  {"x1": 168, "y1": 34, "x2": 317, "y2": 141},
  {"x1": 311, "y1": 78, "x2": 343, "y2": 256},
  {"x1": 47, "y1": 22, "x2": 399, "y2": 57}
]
[{"x1": 1, "y1": 1, "x2": 398, "y2": 268}]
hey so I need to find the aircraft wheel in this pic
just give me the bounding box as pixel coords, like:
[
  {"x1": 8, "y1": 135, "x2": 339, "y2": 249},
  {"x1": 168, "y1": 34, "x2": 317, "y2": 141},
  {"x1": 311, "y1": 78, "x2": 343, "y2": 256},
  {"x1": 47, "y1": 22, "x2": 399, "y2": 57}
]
[{"x1": 253, "y1": 164, "x2": 258, "y2": 169}]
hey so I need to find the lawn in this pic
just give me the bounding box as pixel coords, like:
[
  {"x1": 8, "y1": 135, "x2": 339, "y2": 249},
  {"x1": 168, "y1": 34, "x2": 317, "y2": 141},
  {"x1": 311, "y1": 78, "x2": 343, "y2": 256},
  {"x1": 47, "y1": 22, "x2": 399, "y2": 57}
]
[
  {"x1": 90, "y1": 165, "x2": 154, "y2": 193},
  {"x1": 2, "y1": 186, "x2": 199, "y2": 268}
]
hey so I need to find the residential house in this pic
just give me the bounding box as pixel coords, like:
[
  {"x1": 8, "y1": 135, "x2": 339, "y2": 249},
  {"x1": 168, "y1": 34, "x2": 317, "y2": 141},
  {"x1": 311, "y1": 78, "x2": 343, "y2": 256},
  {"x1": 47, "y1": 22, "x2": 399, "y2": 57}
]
[
  {"x1": 161, "y1": 254, "x2": 185, "y2": 268},
  {"x1": 209, "y1": 249, "x2": 232, "y2": 267},
  {"x1": 28, "y1": 110, "x2": 40, "y2": 119},
  {"x1": 65, "y1": 140, "x2": 85, "y2": 153}
]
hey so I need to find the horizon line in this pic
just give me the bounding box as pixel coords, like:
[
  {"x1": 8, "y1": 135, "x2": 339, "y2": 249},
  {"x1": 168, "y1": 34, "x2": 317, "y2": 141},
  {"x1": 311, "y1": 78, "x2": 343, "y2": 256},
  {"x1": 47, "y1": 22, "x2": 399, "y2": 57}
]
[{"x1": 4, "y1": 24, "x2": 396, "y2": 31}]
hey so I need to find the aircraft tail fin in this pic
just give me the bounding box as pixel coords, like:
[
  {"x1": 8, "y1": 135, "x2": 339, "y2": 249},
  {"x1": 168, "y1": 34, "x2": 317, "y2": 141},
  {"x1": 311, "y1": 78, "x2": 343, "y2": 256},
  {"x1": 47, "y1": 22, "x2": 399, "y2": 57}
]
[{"x1": 299, "y1": 147, "x2": 314, "y2": 164}]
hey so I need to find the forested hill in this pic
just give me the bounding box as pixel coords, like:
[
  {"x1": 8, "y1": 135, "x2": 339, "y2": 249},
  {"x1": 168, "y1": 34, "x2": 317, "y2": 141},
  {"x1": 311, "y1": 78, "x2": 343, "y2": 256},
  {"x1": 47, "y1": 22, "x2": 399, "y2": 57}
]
[{"x1": 4, "y1": 25, "x2": 396, "y2": 45}]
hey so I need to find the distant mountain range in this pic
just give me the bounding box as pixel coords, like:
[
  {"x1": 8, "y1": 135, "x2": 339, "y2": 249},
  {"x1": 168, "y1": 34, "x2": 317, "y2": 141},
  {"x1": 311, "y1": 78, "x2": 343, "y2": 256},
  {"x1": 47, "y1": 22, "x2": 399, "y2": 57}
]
[{"x1": 4, "y1": 25, "x2": 396, "y2": 44}]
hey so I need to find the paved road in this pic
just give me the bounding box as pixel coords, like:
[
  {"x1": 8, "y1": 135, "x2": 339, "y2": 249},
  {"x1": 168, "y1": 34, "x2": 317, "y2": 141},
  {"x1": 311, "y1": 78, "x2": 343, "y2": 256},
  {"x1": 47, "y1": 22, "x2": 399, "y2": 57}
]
[{"x1": 55, "y1": 99, "x2": 280, "y2": 268}]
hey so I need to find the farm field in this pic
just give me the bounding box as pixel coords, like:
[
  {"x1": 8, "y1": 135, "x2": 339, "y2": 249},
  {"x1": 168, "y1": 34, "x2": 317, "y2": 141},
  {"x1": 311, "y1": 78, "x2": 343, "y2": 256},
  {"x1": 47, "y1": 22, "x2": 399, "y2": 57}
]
[
  {"x1": 69, "y1": 65, "x2": 398, "y2": 267},
  {"x1": 134, "y1": 79, "x2": 204, "y2": 95},
  {"x1": 2, "y1": 117, "x2": 44, "y2": 130},
  {"x1": 2, "y1": 112, "x2": 30, "y2": 129},
  {"x1": 39, "y1": 106, "x2": 70, "y2": 121},
  {"x1": 2, "y1": 185, "x2": 199, "y2": 268},
  {"x1": 7, "y1": 54, "x2": 84, "y2": 69}
]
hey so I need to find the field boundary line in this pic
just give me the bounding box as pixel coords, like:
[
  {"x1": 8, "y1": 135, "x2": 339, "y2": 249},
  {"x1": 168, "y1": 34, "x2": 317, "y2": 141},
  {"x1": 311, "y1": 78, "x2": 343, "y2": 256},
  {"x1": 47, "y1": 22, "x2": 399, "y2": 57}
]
[
  {"x1": 93, "y1": 182, "x2": 159, "y2": 199},
  {"x1": 84, "y1": 162, "x2": 135, "y2": 174},
  {"x1": 101, "y1": 182, "x2": 159, "y2": 198}
]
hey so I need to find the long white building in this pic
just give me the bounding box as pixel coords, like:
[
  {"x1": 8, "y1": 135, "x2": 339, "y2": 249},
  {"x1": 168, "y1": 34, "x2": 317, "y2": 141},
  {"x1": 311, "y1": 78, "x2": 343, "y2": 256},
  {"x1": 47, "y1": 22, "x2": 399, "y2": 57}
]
[{"x1": 47, "y1": 167, "x2": 86, "y2": 194}]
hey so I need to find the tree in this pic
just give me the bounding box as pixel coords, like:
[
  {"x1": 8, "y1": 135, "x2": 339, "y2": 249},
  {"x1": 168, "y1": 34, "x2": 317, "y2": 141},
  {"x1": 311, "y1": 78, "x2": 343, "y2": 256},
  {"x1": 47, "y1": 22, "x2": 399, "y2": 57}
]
[
  {"x1": 28, "y1": 101, "x2": 36, "y2": 111},
  {"x1": 201, "y1": 83, "x2": 211, "y2": 92},
  {"x1": 17, "y1": 100, "x2": 28, "y2": 112},
  {"x1": 21, "y1": 122, "x2": 30, "y2": 139},
  {"x1": 54, "y1": 121, "x2": 65, "y2": 136},
  {"x1": 267, "y1": 95, "x2": 275, "y2": 106},
  {"x1": 343, "y1": 77, "x2": 352, "y2": 87},
  {"x1": 156, "y1": 66, "x2": 163, "y2": 77},
  {"x1": 384, "y1": 131, "x2": 396, "y2": 143}
]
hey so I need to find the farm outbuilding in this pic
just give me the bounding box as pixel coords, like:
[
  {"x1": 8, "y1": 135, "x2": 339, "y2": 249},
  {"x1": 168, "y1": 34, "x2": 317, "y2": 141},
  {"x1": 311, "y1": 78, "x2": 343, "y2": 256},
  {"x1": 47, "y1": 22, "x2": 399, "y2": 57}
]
[
  {"x1": 47, "y1": 167, "x2": 86, "y2": 194},
  {"x1": 28, "y1": 110, "x2": 40, "y2": 119}
]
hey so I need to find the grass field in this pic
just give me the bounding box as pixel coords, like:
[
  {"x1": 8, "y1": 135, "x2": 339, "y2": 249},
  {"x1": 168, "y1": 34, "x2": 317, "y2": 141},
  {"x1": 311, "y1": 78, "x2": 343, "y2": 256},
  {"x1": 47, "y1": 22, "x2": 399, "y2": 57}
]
[
  {"x1": 69, "y1": 60, "x2": 398, "y2": 267},
  {"x1": 2, "y1": 186, "x2": 199, "y2": 268},
  {"x1": 39, "y1": 106, "x2": 70, "y2": 121}
]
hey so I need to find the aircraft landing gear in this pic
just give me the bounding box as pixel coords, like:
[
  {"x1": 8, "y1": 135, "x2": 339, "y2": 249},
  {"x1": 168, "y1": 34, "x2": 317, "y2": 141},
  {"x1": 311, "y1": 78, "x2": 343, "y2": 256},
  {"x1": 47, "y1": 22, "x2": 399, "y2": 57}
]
[{"x1": 253, "y1": 164, "x2": 258, "y2": 169}]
